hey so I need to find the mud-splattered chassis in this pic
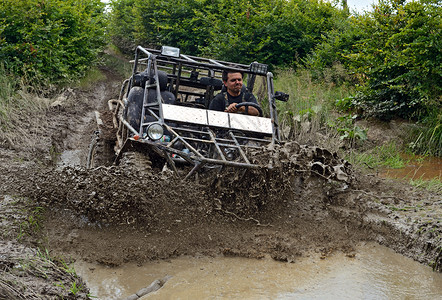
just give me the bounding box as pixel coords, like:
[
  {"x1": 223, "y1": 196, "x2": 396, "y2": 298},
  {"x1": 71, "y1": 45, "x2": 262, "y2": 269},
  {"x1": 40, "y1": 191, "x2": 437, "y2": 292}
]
[{"x1": 102, "y1": 46, "x2": 288, "y2": 178}]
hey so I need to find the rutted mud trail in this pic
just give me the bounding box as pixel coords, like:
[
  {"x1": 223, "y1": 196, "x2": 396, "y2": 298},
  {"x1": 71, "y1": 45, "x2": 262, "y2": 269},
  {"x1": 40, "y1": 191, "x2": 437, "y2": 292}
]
[{"x1": 0, "y1": 65, "x2": 440, "y2": 298}]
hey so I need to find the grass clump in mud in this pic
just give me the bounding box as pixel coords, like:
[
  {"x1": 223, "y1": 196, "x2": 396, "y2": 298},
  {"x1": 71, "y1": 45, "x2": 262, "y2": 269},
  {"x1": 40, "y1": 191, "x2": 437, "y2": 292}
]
[
  {"x1": 0, "y1": 242, "x2": 91, "y2": 299},
  {"x1": 409, "y1": 177, "x2": 442, "y2": 194},
  {"x1": 406, "y1": 110, "x2": 442, "y2": 158},
  {"x1": 16, "y1": 206, "x2": 44, "y2": 242},
  {"x1": 346, "y1": 141, "x2": 407, "y2": 170},
  {"x1": 0, "y1": 195, "x2": 92, "y2": 299},
  {"x1": 0, "y1": 195, "x2": 44, "y2": 243}
]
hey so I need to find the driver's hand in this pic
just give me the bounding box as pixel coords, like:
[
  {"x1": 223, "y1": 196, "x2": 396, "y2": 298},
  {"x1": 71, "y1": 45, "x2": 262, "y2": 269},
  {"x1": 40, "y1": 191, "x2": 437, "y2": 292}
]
[{"x1": 225, "y1": 103, "x2": 244, "y2": 113}]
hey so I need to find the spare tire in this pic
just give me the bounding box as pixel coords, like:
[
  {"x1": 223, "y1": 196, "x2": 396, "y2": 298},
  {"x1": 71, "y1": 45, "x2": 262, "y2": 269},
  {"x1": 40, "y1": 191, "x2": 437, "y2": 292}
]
[
  {"x1": 126, "y1": 86, "x2": 144, "y2": 131},
  {"x1": 161, "y1": 90, "x2": 176, "y2": 104},
  {"x1": 147, "y1": 70, "x2": 168, "y2": 91},
  {"x1": 157, "y1": 70, "x2": 168, "y2": 91}
]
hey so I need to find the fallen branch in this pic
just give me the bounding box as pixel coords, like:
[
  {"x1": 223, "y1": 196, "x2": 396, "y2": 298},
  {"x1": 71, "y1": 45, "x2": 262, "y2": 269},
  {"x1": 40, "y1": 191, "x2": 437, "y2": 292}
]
[{"x1": 123, "y1": 275, "x2": 172, "y2": 300}]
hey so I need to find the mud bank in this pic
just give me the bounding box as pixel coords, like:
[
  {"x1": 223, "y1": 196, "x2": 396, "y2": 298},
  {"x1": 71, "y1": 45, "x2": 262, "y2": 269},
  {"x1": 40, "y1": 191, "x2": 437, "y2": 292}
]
[{"x1": 0, "y1": 66, "x2": 440, "y2": 299}]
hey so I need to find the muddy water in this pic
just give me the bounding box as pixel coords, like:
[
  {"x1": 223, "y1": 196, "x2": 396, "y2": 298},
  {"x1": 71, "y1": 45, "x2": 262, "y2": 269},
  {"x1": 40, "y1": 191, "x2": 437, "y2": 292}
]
[
  {"x1": 381, "y1": 156, "x2": 442, "y2": 180},
  {"x1": 75, "y1": 243, "x2": 442, "y2": 299}
]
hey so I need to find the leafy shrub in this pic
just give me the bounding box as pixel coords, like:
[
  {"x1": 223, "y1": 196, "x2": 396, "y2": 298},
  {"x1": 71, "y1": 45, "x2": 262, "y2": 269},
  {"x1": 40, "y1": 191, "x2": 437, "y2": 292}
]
[
  {"x1": 0, "y1": 0, "x2": 107, "y2": 84},
  {"x1": 303, "y1": 15, "x2": 362, "y2": 82},
  {"x1": 327, "y1": 113, "x2": 367, "y2": 147},
  {"x1": 347, "y1": 0, "x2": 441, "y2": 120},
  {"x1": 108, "y1": 0, "x2": 137, "y2": 54},
  {"x1": 108, "y1": 0, "x2": 348, "y2": 67},
  {"x1": 306, "y1": 0, "x2": 441, "y2": 121},
  {"x1": 203, "y1": 0, "x2": 347, "y2": 66},
  {"x1": 133, "y1": 0, "x2": 214, "y2": 55},
  {"x1": 407, "y1": 111, "x2": 442, "y2": 157},
  {"x1": 335, "y1": 95, "x2": 355, "y2": 112}
]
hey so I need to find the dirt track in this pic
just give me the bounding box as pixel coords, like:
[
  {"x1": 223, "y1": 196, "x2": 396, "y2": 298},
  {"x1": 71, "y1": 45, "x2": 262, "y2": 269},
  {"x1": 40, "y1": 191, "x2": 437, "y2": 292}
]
[{"x1": 0, "y1": 67, "x2": 440, "y2": 298}]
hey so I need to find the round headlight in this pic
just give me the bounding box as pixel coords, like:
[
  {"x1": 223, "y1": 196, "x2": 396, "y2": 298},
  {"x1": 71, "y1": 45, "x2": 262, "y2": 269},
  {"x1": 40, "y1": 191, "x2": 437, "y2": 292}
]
[{"x1": 147, "y1": 123, "x2": 164, "y2": 140}]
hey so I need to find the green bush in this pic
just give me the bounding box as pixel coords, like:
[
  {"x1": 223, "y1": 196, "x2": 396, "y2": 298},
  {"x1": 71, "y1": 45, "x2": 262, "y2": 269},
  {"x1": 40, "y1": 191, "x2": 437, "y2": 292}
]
[
  {"x1": 132, "y1": 0, "x2": 213, "y2": 55},
  {"x1": 303, "y1": 16, "x2": 361, "y2": 82},
  {"x1": 206, "y1": 0, "x2": 347, "y2": 66},
  {"x1": 0, "y1": 0, "x2": 107, "y2": 84},
  {"x1": 347, "y1": 0, "x2": 441, "y2": 120},
  {"x1": 108, "y1": 0, "x2": 348, "y2": 67},
  {"x1": 306, "y1": 0, "x2": 441, "y2": 121},
  {"x1": 108, "y1": 0, "x2": 138, "y2": 54}
]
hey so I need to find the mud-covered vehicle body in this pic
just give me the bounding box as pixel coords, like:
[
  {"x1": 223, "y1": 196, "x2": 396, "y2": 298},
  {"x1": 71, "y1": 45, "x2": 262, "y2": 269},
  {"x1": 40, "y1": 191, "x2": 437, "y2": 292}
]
[{"x1": 93, "y1": 46, "x2": 289, "y2": 178}]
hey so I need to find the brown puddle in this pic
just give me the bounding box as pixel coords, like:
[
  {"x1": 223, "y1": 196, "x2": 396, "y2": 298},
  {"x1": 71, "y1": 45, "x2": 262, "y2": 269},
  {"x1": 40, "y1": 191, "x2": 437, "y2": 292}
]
[
  {"x1": 75, "y1": 243, "x2": 442, "y2": 299},
  {"x1": 381, "y1": 156, "x2": 442, "y2": 180}
]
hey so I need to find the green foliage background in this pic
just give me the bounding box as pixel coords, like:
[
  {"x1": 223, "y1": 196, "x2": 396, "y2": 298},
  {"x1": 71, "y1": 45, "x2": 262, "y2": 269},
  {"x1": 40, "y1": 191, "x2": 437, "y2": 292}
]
[
  {"x1": 108, "y1": 0, "x2": 440, "y2": 119},
  {"x1": 348, "y1": 0, "x2": 441, "y2": 120},
  {"x1": 108, "y1": 0, "x2": 347, "y2": 67},
  {"x1": 306, "y1": 0, "x2": 441, "y2": 121},
  {"x1": 0, "y1": 0, "x2": 107, "y2": 84}
]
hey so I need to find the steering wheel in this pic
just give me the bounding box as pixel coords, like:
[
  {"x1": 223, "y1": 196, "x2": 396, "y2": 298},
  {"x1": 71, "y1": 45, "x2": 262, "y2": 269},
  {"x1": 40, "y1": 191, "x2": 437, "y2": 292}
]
[{"x1": 235, "y1": 102, "x2": 263, "y2": 117}]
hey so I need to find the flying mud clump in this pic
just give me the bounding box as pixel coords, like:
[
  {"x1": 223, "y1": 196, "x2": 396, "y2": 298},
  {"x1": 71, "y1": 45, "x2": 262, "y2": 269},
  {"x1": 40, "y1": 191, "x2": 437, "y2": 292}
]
[
  {"x1": 208, "y1": 141, "x2": 353, "y2": 220},
  {"x1": 25, "y1": 141, "x2": 353, "y2": 229}
]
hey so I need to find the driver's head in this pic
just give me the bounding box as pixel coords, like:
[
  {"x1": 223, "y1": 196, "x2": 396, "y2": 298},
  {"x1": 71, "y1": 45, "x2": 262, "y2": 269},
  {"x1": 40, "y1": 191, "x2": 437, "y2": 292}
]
[{"x1": 222, "y1": 70, "x2": 243, "y2": 96}]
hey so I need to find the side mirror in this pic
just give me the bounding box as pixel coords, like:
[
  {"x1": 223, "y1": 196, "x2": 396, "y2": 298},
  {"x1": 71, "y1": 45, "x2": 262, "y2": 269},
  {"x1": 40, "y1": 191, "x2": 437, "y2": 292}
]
[{"x1": 274, "y1": 91, "x2": 289, "y2": 102}]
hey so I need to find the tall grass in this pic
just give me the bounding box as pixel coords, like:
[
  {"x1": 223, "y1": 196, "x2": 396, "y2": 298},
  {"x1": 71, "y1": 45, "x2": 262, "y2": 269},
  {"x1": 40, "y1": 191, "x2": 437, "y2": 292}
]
[
  {"x1": 346, "y1": 141, "x2": 407, "y2": 169},
  {"x1": 407, "y1": 110, "x2": 442, "y2": 157},
  {"x1": 76, "y1": 50, "x2": 132, "y2": 89},
  {"x1": 104, "y1": 46, "x2": 133, "y2": 78},
  {"x1": 0, "y1": 65, "x2": 53, "y2": 148},
  {"x1": 273, "y1": 68, "x2": 355, "y2": 149},
  {"x1": 0, "y1": 64, "x2": 16, "y2": 122},
  {"x1": 76, "y1": 67, "x2": 106, "y2": 89},
  {"x1": 409, "y1": 177, "x2": 442, "y2": 194}
]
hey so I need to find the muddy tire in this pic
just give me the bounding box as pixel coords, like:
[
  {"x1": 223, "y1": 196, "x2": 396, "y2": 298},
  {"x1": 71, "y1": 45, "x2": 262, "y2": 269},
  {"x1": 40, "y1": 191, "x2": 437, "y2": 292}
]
[
  {"x1": 126, "y1": 87, "x2": 161, "y2": 132},
  {"x1": 86, "y1": 130, "x2": 115, "y2": 169},
  {"x1": 87, "y1": 131, "x2": 100, "y2": 169},
  {"x1": 119, "y1": 151, "x2": 152, "y2": 176},
  {"x1": 156, "y1": 70, "x2": 168, "y2": 91}
]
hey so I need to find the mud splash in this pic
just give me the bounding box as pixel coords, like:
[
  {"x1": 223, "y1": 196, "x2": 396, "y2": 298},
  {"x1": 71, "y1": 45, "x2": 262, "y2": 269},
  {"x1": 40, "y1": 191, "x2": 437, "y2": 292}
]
[
  {"x1": 75, "y1": 243, "x2": 442, "y2": 299},
  {"x1": 28, "y1": 141, "x2": 353, "y2": 229},
  {"x1": 25, "y1": 143, "x2": 359, "y2": 267},
  {"x1": 17, "y1": 139, "x2": 440, "y2": 272}
]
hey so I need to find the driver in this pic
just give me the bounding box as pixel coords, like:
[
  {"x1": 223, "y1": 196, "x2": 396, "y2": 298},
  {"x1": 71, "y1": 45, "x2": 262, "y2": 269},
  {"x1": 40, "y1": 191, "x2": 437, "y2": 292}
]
[{"x1": 209, "y1": 70, "x2": 260, "y2": 116}]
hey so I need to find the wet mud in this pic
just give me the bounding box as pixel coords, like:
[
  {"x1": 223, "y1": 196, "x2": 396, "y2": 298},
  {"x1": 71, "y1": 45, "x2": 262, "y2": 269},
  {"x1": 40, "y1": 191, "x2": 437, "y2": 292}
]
[{"x1": 0, "y1": 66, "x2": 441, "y2": 299}]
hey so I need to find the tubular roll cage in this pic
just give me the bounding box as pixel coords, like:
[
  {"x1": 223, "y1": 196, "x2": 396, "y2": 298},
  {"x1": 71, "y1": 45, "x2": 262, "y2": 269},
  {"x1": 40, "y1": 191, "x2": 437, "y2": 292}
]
[{"x1": 112, "y1": 46, "x2": 283, "y2": 178}]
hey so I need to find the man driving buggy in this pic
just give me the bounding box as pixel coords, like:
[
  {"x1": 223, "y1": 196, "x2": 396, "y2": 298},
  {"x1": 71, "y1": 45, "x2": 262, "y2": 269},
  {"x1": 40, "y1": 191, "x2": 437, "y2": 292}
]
[{"x1": 209, "y1": 70, "x2": 260, "y2": 116}]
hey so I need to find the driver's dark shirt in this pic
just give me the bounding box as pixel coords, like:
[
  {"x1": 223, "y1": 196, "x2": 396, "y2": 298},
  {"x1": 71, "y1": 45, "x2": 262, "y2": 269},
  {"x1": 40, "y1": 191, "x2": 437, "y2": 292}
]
[{"x1": 209, "y1": 91, "x2": 258, "y2": 112}]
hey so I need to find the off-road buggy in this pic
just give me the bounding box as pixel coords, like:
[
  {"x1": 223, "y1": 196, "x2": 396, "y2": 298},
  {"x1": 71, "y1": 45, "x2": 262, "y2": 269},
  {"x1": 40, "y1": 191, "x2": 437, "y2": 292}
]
[{"x1": 87, "y1": 45, "x2": 289, "y2": 179}]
